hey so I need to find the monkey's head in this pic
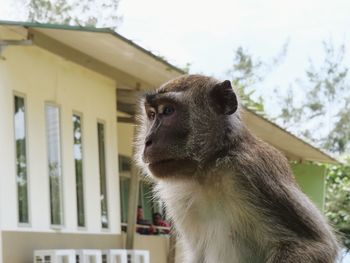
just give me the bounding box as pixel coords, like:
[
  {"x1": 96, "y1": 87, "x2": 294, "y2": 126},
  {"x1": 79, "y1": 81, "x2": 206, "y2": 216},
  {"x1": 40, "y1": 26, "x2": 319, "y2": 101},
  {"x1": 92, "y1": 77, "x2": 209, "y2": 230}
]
[{"x1": 135, "y1": 75, "x2": 241, "y2": 179}]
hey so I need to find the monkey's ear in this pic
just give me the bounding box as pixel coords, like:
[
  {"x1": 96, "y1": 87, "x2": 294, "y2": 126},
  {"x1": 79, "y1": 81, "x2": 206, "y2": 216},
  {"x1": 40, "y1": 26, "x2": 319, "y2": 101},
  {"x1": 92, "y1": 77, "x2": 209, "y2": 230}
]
[{"x1": 209, "y1": 80, "x2": 238, "y2": 115}]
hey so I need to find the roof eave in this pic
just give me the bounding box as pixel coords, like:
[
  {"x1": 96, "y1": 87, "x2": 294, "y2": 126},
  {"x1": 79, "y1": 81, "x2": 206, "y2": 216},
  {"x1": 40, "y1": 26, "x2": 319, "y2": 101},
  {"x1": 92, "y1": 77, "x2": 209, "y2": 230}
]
[
  {"x1": 243, "y1": 107, "x2": 339, "y2": 164},
  {"x1": 0, "y1": 20, "x2": 186, "y2": 76}
]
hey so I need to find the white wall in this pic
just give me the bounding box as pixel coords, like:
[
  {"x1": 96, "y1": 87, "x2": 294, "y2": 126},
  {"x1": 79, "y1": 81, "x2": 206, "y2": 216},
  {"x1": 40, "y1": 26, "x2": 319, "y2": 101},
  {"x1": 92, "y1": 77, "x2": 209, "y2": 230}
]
[
  {"x1": 117, "y1": 122, "x2": 135, "y2": 158},
  {"x1": 0, "y1": 45, "x2": 121, "y2": 234}
]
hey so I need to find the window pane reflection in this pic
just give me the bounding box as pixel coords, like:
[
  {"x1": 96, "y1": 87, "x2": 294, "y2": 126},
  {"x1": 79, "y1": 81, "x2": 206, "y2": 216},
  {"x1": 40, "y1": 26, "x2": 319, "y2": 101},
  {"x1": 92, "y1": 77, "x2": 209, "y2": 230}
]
[
  {"x1": 45, "y1": 104, "x2": 63, "y2": 226},
  {"x1": 73, "y1": 114, "x2": 85, "y2": 227},
  {"x1": 14, "y1": 95, "x2": 29, "y2": 224},
  {"x1": 98, "y1": 122, "x2": 109, "y2": 228}
]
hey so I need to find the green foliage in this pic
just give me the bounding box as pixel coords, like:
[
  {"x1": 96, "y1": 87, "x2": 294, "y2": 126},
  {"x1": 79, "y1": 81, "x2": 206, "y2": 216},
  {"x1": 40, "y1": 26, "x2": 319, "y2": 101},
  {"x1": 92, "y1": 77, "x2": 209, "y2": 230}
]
[
  {"x1": 228, "y1": 47, "x2": 266, "y2": 116},
  {"x1": 325, "y1": 160, "x2": 350, "y2": 250},
  {"x1": 237, "y1": 84, "x2": 266, "y2": 116},
  {"x1": 228, "y1": 43, "x2": 288, "y2": 116},
  {"x1": 25, "y1": 0, "x2": 122, "y2": 30},
  {"x1": 276, "y1": 40, "x2": 350, "y2": 153},
  {"x1": 325, "y1": 99, "x2": 350, "y2": 153},
  {"x1": 230, "y1": 47, "x2": 263, "y2": 87}
]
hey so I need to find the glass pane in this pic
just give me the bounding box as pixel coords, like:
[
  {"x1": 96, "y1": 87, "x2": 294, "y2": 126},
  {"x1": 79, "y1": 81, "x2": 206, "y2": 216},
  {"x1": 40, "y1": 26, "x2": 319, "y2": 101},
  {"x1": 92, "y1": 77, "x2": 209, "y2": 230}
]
[
  {"x1": 118, "y1": 155, "x2": 131, "y2": 172},
  {"x1": 98, "y1": 122, "x2": 109, "y2": 228},
  {"x1": 120, "y1": 176, "x2": 130, "y2": 223},
  {"x1": 45, "y1": 104, "x2": 63, "y2": 225},
  {"x1": 139, "y1": 181, "x2": 153, "y2": 221},
  {"x1": 14, "y1": 95, "x2": 29, "y2": 223},
  {"x1": 73, "y1": 114, "x2": 85, "y2": 227}
]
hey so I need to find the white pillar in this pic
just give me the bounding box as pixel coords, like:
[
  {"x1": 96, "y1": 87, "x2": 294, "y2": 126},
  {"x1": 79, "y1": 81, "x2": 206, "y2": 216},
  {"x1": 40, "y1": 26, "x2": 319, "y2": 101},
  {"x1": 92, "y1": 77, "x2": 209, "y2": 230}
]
[
  {"x1": 125, "y1": 135, "x2": 139, "y2": 249},
  {"x1": 168, "y1": 233, "x2": 176, "y2": 263},
  {"x1": 116, "y1": 85, "x2": 141, "y2": 249},
  {"x1": 0, "y1": 58, "x2": 8, "y2": 263}
]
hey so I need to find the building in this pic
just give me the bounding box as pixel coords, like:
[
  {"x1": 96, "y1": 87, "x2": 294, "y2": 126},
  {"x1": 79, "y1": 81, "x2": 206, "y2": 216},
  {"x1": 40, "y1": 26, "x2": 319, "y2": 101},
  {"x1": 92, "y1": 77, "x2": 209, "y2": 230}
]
[{"x1": 0, "y1": 21, "x2": 337, "y2": 263}]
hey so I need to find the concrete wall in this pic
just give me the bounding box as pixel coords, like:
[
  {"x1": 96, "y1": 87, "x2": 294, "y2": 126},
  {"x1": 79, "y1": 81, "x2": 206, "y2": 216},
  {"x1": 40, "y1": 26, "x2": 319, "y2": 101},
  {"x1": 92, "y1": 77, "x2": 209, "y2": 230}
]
[
  {"x1": 1, "y1": 231, "x2": 169, "y2": 263},
  {"x1": 0, "y1": 45, "x2": 120, "y2": 234},
  {"x1": 117, "y1": 122, "x2": 134, "y2": 158},
  {"x1": 135, "y1": 235, "x2": 170, "y2": 263},
  {"x1": 2, "y1": 231, "x2": 123, "y2": 263}
]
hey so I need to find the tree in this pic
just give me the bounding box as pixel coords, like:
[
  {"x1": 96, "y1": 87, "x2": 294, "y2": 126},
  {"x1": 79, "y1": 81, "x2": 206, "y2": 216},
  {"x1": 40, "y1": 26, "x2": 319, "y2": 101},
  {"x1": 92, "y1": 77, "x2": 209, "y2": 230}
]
[
  {"x1": 276, "y1": 41, "x2": 350, "y2": 154},
  {"x1": 325, "y1": 159, "x2": 350, "y2": 251},
  {"x1": 228, "y1": 42, "x2": 288, "y2": 116},
  {"x1": 273, "y1": 40, "x2": 350, "y2": 252},
  {"x1": 228, "y1": 46, "x2": 265, "y2": 115},
  {"x1": 25, "y1": 0, "x2": 122, "y2": 30}
]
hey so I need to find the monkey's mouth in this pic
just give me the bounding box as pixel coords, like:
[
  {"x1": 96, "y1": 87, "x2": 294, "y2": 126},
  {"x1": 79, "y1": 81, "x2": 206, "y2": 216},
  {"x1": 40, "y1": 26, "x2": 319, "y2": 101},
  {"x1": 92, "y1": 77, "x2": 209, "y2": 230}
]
[
  {"x1": 153, "y1": 158, "x2": 175, "y2": 164},
  {"x1": 148, "y1": 158, "x2": 197, "y2": 178},
  {"x1": 149, "y1": 158, "x2": 176, "y2": 166},
  {"x1": 148, "y1": 159, "x2": 179, "y2": 175}
]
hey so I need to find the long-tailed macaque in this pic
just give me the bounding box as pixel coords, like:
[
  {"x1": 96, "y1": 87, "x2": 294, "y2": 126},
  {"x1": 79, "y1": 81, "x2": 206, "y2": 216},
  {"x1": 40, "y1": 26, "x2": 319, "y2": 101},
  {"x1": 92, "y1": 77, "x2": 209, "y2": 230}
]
[{"x1": 135, "y1": 75, "x2": 339, "y2": 263}]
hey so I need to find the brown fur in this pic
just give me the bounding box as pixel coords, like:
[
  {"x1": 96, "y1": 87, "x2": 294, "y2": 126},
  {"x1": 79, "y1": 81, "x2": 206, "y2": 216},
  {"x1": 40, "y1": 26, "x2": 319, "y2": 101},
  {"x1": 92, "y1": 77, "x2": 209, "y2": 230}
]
[{"x1": 135, "y1": 74, "x2": 340, "y2": 263}]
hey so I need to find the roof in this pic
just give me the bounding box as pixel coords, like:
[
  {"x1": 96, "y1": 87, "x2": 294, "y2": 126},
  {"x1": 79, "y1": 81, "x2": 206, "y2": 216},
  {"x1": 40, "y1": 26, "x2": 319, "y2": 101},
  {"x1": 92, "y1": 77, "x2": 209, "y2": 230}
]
[
  {"x1": 242, "y1": 109, "x2": 338, "y2": 164},
  {"x1": 0, "y1": 20, "x2": 184, "y2": 88},
  {"x1": 0, "y1": 21, "x2": 337, "y2": 164}
]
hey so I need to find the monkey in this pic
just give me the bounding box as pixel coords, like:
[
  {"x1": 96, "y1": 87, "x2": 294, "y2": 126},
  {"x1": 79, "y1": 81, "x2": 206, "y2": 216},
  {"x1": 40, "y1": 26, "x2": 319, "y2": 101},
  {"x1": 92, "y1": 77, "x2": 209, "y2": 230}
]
[{"x1": 134, "y1": 74, "x2": 339, "y2": 263}]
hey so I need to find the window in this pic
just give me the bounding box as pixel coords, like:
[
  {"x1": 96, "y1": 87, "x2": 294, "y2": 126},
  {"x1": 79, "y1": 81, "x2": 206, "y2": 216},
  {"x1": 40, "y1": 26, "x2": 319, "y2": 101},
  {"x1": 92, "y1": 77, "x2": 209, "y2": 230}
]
[
  {"x1": 118, "y1": 155, "x2": 165, "y2": 225},
  {"x1": 14, "y1": 95, "x2": 29, "y2": 224},
  {"x1": 73, "y1": 114, "x2": 85, "y2": 227},
  {"x1": 119, "y1": 155, "x2": 131, "y2": 224},
  {"x1": 119, "y1": 176, "x2": 130, "y2": 223},
  {"x1": 138, "y1": 181, "x2": 154, "y2": 221},
  {"x1": 97, "y1": 122, "x2": 109, "y2": 229},
  {"x1": 45, "y1": 104, "x2": 63, "y2": 226}
]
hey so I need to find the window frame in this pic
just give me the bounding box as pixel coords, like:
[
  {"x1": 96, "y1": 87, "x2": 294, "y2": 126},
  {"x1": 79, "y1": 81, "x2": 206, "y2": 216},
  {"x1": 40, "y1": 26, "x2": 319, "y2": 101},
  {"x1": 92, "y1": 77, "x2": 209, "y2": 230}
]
[
  {"x1": 72, "y1": 111, "x2": 87, "y2": 230},
  {"x1": 44, "y1": 102, "x2": 65, "y2": 229},
  {"x1": 119, "y1": 174, "x2": 130, "y2": 224},
  {"x1": 97, "y1": 119, "x2": 110, "y2": 231},
  {"x1": 118, "y1": 155, "x2": 167, "y2": 226},
  {"x1": 119, "y1": 155, "x2": 131, "y2": 224},
  {"x1": 13, "y1": 91, "x2": 31, "y2": 227}
]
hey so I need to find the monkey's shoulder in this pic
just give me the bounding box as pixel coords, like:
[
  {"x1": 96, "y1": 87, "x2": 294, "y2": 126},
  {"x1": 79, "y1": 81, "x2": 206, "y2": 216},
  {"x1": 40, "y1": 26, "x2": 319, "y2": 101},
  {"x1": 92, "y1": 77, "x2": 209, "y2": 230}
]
[{"x1": 232, "y1": 135, "x2": 294, "y2": 181}]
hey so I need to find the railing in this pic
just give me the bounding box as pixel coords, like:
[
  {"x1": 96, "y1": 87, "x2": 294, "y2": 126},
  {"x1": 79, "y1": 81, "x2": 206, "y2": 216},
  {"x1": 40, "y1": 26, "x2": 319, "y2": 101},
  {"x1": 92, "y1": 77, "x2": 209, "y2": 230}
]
[{"x1": 121, "y1": 222, "x2": 171, "y2": 234}]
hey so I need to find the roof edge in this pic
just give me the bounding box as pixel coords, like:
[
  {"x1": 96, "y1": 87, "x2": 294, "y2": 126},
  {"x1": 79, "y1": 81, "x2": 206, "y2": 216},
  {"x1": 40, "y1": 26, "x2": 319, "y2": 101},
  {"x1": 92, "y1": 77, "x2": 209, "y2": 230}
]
[
  {"x1": 243, "y1": 107, "x2": 339, "y2": 164},
  {"x1": 0, "y1": 20, "x2": 186, "y2": 75}
]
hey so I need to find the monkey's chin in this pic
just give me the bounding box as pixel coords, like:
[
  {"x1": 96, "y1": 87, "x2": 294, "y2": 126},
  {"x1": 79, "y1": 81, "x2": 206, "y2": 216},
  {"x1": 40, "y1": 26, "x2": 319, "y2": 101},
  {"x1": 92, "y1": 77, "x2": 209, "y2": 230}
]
[{"x1": 148, "y1": 159, "x2": 197, "y2": 179}]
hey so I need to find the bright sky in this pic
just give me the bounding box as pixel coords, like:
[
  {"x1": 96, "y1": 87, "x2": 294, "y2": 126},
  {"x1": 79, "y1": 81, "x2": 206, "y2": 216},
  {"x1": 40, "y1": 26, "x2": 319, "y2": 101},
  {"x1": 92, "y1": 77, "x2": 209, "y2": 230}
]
[
  {"x1": 118, "y1": 0, "x2": 350, "y2": 85},
  {"x1": 1, "y1": 0, "x2": 350, "y2": 114},
  {"x1": 117, "y1": 0, "x2": 350, "y2": 116},
  {"x1": 118, "y1": 0, "x2": 349, "y2": 71}
]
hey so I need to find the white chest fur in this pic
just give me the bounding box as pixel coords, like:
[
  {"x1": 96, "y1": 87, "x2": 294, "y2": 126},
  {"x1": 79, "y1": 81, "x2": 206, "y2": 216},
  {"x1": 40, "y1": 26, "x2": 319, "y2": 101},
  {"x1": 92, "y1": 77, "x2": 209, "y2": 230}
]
[{"x1": 156, "y1": 176, "x2": 252, "y2": 263}]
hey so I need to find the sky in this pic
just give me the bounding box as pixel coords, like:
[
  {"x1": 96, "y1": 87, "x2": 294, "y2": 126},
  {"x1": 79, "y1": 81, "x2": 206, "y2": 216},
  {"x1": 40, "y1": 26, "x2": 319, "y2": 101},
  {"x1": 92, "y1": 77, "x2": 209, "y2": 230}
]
[
  {"x1": 117, "y1": 0, "x2": 350, "y2": 76},
  {"x1": 116, "y1": 0, "x2": 350, "y2": 103},
  {"x1": 1, "y1": 0, "x2": 350, "y2": 115}
]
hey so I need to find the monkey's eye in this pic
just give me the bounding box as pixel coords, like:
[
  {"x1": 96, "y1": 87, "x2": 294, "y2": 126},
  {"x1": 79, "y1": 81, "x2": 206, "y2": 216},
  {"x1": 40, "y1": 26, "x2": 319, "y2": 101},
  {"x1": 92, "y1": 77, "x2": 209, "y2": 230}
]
[
  {"x1": 162, "y1": 105, "x2": 175, "y2": 116},
  {"x1": 147, "y1": 111, "x2": 156, "y2": 120}
]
